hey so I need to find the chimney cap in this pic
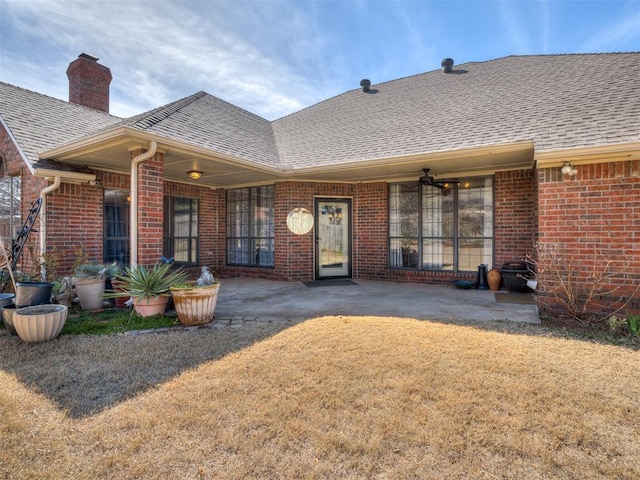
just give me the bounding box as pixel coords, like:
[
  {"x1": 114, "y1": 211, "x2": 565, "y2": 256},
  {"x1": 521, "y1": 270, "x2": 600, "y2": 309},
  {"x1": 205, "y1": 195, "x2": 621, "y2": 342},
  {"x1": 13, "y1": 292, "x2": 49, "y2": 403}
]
[
  {"x1": 360, "y1": 78, "x2": 371, "y2": 92},
  {"x1": 78, "y1": 52, "x2": 100, "y2": 62}
]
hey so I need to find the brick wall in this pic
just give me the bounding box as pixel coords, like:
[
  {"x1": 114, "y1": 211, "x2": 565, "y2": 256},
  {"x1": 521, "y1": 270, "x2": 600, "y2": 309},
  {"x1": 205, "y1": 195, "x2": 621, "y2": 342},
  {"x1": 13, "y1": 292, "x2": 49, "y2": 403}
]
[
  {"x1": 353, "y1": 182, "x2": 388, "y2": 280},
  {"x1": 134, "y1": 151, "x2": 164, "y2": 267},
  {"x1": 46, "y1": 182, "x2": 104, "y2": 275},
  {"x1": 537, "y1": 159, "x2": 640, "y2": 317},
  {"x1": 494, "y1": 169, "x2": 537, "y2": 267}
]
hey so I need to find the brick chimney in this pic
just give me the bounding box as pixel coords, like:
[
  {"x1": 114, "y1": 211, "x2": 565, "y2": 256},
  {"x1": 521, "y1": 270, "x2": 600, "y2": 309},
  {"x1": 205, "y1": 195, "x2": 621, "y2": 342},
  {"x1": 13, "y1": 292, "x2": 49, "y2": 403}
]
[{"x1": 66, "y1": 53, "x2": 112, "y2": 113}]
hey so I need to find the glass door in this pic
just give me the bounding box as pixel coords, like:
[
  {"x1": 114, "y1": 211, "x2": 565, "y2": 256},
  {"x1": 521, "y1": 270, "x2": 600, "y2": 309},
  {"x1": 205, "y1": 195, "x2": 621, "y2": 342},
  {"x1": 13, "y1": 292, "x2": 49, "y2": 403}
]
[{"x1": 315, "y1": 198, "x2": 351, "y2": 279}]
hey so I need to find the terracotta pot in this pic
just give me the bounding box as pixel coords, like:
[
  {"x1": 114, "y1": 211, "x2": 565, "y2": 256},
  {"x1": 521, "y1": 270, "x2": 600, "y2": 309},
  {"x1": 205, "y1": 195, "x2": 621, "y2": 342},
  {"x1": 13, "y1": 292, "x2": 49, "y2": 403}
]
[
  {"x1": 170, "y1": 283, "x2": 220, "y2": 326},
  {"x1": 13, "y1": 304, "x2": 68, "y2": 342},
  {"x1": 133, "y1": 296, "x2": 169, "y2": 317},
  {"x1": 109, "y1": 279, "x2": 128, "y2": 308},
  {"x1": 487, "y1": 268, "x2": 502, "y2": 291}
]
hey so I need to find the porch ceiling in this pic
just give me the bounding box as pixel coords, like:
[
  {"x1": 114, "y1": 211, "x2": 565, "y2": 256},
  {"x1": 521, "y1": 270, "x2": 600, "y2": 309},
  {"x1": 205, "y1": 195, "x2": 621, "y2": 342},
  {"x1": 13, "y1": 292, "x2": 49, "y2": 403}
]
[{"x1": 39, "y1": 131, "x2": 535, "y2": 188}]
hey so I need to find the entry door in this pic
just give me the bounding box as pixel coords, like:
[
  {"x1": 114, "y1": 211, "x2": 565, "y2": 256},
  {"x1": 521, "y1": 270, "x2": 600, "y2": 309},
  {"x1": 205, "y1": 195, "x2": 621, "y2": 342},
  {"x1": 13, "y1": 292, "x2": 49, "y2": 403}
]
[{"x1": 315, "y1": 198, "x2": 352, "y2": 279}]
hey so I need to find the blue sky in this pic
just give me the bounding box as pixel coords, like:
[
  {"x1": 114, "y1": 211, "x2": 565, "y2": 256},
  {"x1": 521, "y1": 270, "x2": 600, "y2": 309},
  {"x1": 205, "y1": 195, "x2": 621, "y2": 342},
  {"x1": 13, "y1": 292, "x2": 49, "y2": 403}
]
[{"x1": 1, "y1": 0, "x2": 639, "y2": 120}]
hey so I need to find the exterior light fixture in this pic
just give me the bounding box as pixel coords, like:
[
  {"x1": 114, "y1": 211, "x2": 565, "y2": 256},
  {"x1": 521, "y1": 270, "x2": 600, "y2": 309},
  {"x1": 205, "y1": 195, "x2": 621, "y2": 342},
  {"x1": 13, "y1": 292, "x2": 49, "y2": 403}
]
[
  {"x1": 188, "y1": 170, "x2": 203, "y2": 180},
  {"x1": 561, "y1": 161, "x2": 578, "y2": 176}
]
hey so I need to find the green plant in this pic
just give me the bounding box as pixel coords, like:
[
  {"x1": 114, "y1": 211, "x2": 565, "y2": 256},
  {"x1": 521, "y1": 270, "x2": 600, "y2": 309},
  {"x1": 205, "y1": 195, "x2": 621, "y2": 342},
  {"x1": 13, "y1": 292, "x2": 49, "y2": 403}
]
[
  {"x1": 105, "y1": 262, "x2": 188, "y2": 301},
  {"x1": 74, "y1": 262, "x2": 119, "y2": 279},
  {"x1": 627, "y1": 315, "x2": 640, "y2": 337},
  {"x1": 61, "y1": 309, "x2": 177, "y2": 335}
]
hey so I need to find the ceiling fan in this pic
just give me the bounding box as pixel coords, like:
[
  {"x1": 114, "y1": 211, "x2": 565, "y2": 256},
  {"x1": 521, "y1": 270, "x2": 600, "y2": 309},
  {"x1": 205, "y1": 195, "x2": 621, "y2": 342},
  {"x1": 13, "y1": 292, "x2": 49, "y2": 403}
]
[{"x1": 419, "y1": 168, "x2": 460, "y2": 189}]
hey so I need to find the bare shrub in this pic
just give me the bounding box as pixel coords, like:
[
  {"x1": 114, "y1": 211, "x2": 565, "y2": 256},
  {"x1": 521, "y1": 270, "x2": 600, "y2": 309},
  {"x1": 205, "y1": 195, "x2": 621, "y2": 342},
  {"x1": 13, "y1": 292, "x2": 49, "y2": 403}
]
[{"x1": 529, "y1": 242, "x2": 640, "y2": 326}]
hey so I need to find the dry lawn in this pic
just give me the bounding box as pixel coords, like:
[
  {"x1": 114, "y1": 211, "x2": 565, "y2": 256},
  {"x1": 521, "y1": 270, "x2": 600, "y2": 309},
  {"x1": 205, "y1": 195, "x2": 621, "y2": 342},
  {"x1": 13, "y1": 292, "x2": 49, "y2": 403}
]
[{"x1": 1, "y1": 316, "x2": 639, "y2": 479}]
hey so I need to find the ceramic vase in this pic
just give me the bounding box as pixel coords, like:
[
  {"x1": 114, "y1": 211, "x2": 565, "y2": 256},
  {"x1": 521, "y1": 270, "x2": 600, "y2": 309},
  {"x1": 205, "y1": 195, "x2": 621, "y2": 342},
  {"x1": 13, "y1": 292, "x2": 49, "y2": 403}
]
[{"x1": 487, "y1": 268, "x2": 502, "y2": 291}]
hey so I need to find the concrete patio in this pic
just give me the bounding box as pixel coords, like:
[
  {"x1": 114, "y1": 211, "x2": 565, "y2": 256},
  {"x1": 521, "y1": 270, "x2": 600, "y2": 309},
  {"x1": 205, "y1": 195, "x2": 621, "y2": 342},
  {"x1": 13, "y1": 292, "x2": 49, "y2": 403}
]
[{"x1": 213, "y1": 278, "x2": 540, "y2": 325}]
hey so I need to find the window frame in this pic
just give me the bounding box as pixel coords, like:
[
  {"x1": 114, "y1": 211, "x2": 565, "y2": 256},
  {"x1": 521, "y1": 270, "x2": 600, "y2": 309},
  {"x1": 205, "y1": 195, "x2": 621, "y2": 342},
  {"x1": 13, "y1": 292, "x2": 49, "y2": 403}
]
[
  {"x1": 163, "y1": 195, "x2": 199, "y2": 266},
  {"x1": 0, "y1": 173, "x2": 21, "y2": 245},
  {"x1": 103, "y1": 189, "x2": 130, "y2": 265},
  {"x1": 226, "y1": 185, "x2": 275, "y2": 268},
  {"x1": 389, "y1": 176, "x2": 494, "y2": 272}
]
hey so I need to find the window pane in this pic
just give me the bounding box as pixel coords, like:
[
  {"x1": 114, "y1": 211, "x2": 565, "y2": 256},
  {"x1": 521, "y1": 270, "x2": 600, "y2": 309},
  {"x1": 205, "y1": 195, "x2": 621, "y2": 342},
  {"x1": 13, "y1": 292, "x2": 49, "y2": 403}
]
[
  {"x1": 227, "y1": 238, "x2": 249, "y2": 265},
  {"x1": 163, "y1": 196, "x2": 199, "y2": 265},
  {"x1": 389, "y1": 184, "x2": 419, "y2": 237},
  {"x1": 104, "y1": 189, "x2": 130, "y2": 264},
  {"x1": 390, "y1": 238, "x2": 418, "y2": 268},
  {"x1": 423, "y1": 238, "x2": 454, "y2": 270},
  {"x1": 174, "y1": 198, "x2": 197, "y2": 237},
  {"x1": 389, "y1": 176, "x2": 493, "y2": 272},
  {"x1": 421, "y1": 185, "x2": 454, "y2": 270},
  {"x1": 251, "y1": 185, "x2": 274, "y2": 238},
  {"x1": 458, "y1": 177, "x2": 493, "y2": 271},
  {"x1": 0, "y1": 176, "x2": 21, "y2": 242},
  {"x1": 226, "y1": 186, "x2": 275, "y2": 267},
  {"x1": 252, "y1": 238, "x2": 274, "y2": 267},
  {"x1": 458, "y1": 238, "x2": 493, "y2": 272}
]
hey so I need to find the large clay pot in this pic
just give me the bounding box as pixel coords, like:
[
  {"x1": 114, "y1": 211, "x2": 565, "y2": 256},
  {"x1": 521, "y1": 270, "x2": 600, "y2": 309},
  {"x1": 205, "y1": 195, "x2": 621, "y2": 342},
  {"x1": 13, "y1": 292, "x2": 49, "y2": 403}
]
[
  {"x1": 487, "y1": 268, "x2": 502, "y2": 291},
  {"x1": 170, "y1": 282, "x2": 220, "y2": 326},
  {"x1": 12, "y1": 304, "x2": 68, "y2": 342},
  {"x1": 133, "y1": 296, "x2": 169, "y2": 317},
  {"x1": 73, "y1": 277, "x2": 106, "y2": 310}
]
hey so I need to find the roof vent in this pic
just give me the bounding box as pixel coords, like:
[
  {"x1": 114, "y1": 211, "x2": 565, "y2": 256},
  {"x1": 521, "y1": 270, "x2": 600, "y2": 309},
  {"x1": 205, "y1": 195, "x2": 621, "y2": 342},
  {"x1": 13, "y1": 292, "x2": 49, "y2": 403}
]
[
  {"x1": 360, "y1": 79, "x2": 371, "y2": 92},
  {"x1": 441, "y1": 58, "x2": 454, "y2": 73}
]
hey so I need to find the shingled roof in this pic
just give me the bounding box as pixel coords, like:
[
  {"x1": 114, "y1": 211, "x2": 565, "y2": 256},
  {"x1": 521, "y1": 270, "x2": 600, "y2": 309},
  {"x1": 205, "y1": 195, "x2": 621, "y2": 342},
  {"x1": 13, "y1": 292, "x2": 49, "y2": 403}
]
[
  {"x1": 1, "y1": 53, "x2": 639, "y2": 174},
  {"x1": 0, "y1": 82, "x2": 120, "y2": 166},
  {"x1": 272, "y1": 53, "x2": 640, "y2": 169}
]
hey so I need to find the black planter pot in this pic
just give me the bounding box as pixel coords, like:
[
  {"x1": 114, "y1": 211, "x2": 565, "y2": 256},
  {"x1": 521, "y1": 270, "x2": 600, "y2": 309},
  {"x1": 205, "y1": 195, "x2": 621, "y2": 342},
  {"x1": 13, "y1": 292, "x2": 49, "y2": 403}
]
[{"x1": 15, "y1": 282, "x2": 54, "y2": 307}]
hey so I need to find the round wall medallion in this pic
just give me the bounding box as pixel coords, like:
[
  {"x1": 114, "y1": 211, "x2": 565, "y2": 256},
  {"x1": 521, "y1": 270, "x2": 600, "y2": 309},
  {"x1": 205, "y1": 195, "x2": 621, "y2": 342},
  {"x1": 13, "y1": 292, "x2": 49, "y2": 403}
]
[{"x1": 286, "y1": 208, "x2": 314, "y2": 235}]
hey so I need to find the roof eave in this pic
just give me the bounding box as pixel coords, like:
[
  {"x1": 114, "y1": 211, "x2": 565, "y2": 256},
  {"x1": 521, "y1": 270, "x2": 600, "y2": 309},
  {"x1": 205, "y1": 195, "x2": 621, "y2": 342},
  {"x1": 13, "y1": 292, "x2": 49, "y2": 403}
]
[
  {"x1": 285, "y1": 141, "x2": 536, "y2": 183},
  {"x1": 535, "y1": 142, "x2": 640, "y2": 168}
]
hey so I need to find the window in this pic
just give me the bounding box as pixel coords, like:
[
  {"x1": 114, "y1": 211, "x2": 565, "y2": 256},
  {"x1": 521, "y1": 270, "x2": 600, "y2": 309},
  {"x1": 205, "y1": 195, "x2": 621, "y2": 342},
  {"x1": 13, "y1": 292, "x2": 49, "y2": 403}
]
[
  {"x1": 389, "y1": 177, "x2": 493, "y2": 272},
  {"x1": 163, "y1": 196, "x2": 199, "y2": 265},
  {"x1": 0, "y1": 174, "x2": 21, "y2": 245},
  {"x1": 226, "y1": 185, "x2": 274, "y2": 267},
  {"x1": 104, "y1": 189, "x2": 130, "y2": 265}
]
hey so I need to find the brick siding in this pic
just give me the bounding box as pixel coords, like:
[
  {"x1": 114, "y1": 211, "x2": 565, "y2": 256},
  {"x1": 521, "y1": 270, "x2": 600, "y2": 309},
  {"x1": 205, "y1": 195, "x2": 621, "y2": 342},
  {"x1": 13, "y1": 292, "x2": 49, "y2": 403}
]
[{"x1": 537, "y1": 159, "x2": 640, "y2": 317}]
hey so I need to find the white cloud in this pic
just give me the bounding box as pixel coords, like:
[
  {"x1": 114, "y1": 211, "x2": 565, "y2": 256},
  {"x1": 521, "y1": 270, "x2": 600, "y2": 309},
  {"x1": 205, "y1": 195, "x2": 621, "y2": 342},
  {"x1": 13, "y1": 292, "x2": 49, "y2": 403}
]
[{"x1": 1, "y1": 0, "x2": 332, "y2": 119}]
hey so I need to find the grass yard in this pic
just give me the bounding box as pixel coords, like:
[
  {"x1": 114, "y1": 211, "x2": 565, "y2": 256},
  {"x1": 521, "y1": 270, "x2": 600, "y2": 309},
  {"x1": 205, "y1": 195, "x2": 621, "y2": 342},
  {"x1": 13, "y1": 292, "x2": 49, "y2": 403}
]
[{"x1": 1, "y1": 316, "x2": 639, "y2": 479}]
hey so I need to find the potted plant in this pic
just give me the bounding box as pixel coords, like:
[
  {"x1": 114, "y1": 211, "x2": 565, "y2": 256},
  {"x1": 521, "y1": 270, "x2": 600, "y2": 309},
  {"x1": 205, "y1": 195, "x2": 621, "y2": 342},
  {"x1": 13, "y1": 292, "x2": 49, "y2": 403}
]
[
  {"x1": 170, "y1": 266, "x2": 220, "y2": 326},
  {"x1": 105, "y1": 262, "x2": 188, "y2": 317},
  {"x1": 72, "y1": 263, "x2": 119, "y2": 310},
  {"x1": 12, "y1": 304, "x2": 68, "y2": 342}
]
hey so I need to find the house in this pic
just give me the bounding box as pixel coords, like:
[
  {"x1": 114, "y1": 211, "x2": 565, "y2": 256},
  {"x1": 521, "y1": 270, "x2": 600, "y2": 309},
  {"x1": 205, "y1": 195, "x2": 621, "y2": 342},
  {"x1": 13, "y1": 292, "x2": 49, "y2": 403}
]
[{"x1": 1, "y1": 52, "x2": 639, "y2": 319}]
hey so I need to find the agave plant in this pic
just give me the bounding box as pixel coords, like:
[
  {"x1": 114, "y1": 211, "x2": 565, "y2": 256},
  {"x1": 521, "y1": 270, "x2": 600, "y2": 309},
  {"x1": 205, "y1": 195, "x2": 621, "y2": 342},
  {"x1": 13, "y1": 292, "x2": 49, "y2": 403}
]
[{"x1": 105, "y1": 262, "x2": 188, "y2": 301}]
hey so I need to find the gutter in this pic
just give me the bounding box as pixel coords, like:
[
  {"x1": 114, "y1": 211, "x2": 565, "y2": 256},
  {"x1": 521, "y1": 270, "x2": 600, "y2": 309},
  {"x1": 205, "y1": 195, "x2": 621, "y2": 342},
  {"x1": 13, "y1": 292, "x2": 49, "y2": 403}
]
[
  {"x1": 39, "y1": 176, "x2": 62, "y2": 280},
  {"x1": 130, "y1": 141, "x2": 157, "y2": 267}
]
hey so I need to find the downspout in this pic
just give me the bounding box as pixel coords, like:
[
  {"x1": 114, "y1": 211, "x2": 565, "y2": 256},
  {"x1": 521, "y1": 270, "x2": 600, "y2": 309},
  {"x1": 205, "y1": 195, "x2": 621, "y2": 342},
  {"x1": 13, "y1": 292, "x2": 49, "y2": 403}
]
[
  {"x1": 130, "y1": 141, "x2": 158, "y2": 267},
  {"x1": 39, "y1": 176, "x2": 62, "y2": 280}
]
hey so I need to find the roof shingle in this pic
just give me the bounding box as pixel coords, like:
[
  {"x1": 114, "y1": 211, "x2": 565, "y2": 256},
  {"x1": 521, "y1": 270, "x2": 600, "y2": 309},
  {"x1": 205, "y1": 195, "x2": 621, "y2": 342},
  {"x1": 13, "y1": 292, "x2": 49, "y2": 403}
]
[{"x1": 2, "y1": 53, "x2": 638, "y2": 172}]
